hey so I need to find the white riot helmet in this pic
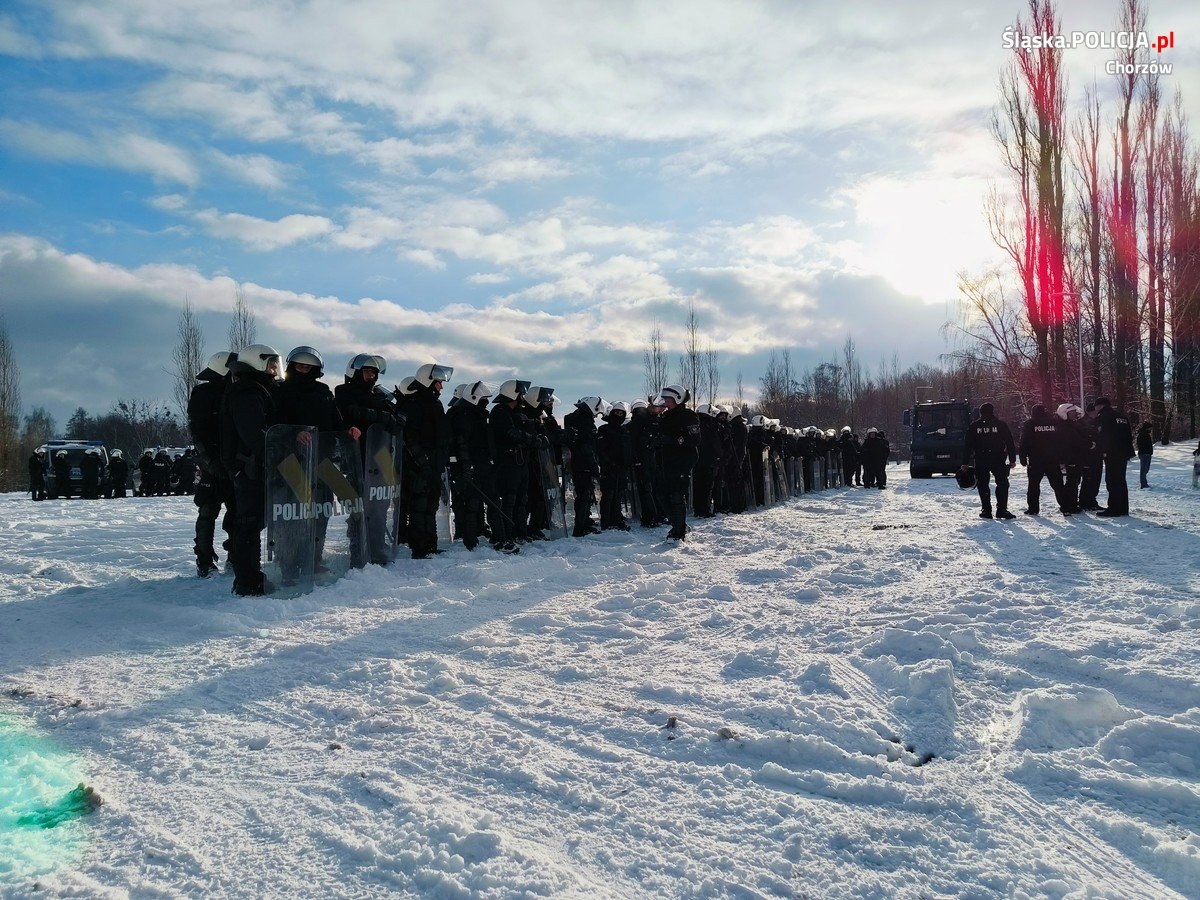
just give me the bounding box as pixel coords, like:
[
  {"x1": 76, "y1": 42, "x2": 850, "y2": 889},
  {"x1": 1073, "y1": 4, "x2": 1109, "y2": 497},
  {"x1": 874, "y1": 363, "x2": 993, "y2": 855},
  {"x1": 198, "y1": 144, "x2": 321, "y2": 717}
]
[
  {"x1": 1056, "y1": 403, "x2": 1082, "y2": 421},
  {"x1": 866, "y1": 426, "x2": 878, "y2": 434},
  {"x1": 415, "y1": 363, "x2": 453, "y2": 387},
  {"x1": 286, "y1": 345, "x2": 324, "y2": 374},
  {"x1": 56, "y1": 450, "x2": 67, "y2": 458},
  {"x1": 495, "y1": 379, "x2": 530, "y2": 402},
  {"x1": 841, "y1": 426, "x2": 851, "y2": 434},
  {"x1": 578, "y1": 396, "x2": 605, "y2": 416},
  {"x1": 697, "y1": 403, "x2": 714, "y2": 416},
  {"x1": 345, "y1": 353, "x2": 383, "y2": 379},
  {"x1": 609, "y1": 400, "x2": 631, "y2": 419},
  {"x1": 659, "y1": 384, "x2": 689, "y2": 405},
  {"x1": 806, "y1": 426, "x2": 819, "y2": 437},
  {"x1": 451, "y1": 383, "x2": 468, "y2": 401},
  {"x1": 395, "y1": 376, "x2": 418, "y2": 396},
  {"x1": 467, "y1": 381, "x2": 496, "y2": 405},
  {"x1": 236, "y1": 343, "x2": 282, "y2": 374},
  {"x1": 198, "y1": 350, "x2": 233, "y2": 379},
  {"x1": 630, "y1": 399, "x2": 649, "y2": 412},
  {"x1": 750, "y1": 414, "x2": 766, "y2": 427},
  {"x1": 111, "y1": 449, "x2": 123, "y2": 459}
]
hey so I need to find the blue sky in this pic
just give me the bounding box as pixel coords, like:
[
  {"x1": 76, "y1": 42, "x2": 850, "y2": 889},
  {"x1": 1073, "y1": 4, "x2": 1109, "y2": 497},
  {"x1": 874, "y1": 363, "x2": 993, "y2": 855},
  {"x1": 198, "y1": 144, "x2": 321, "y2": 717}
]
[{"x1": 1, "y1": 0, "x2": 1196, "y2": 427}]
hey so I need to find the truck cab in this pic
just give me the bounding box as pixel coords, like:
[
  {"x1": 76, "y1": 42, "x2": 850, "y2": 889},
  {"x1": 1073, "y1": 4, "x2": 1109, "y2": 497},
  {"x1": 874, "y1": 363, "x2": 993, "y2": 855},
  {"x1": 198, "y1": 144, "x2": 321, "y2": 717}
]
[{"x1": 902, "y1": 400, "x2": 973, "y2": 478}]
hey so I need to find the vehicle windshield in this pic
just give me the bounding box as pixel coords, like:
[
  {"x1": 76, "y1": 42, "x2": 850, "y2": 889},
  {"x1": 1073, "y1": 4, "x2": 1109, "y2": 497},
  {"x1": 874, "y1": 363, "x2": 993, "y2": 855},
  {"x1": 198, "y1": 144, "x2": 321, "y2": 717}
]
[{"x1": 915, "y1": 408, "x2": 969, "y2": 433}]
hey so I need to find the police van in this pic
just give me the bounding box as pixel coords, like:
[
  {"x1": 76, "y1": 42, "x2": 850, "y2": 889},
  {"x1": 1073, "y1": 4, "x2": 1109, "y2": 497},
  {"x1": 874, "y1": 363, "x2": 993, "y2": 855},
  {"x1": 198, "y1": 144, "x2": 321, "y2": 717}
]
[{"x1": 39, "y1": 439, "x2": 111, "y2": 498}]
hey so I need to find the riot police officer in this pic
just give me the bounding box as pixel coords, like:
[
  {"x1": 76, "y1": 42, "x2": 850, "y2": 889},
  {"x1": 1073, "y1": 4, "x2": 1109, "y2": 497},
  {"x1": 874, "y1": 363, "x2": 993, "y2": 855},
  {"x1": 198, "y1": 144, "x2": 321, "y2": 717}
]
[{"x1": 961, "y1": 402, "x2": 1017, "y2": 519}]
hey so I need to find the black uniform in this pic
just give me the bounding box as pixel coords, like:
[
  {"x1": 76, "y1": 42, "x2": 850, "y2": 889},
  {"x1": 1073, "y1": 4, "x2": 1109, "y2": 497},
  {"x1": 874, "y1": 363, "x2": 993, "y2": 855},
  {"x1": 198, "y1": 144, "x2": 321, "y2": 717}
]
[
  {"x1": 1018, "y1": 406, "x2": 1069, "y2": 515},
  {"x1": 861, "y1": 432, "x2": 890, "y2": 489},
  {"x1": 489, "y1": 399, "x2": 532, "y2": 550},
  {"x1": 726, "y1": 415, "x2": 749, "y2": 513},
  {"x1": 838, "y1": 432, "x2": 858, "y2": 487},
  {"x1": 563, "y1": 404, "x2": 600, "y2": 536},
  {"x1": 693, "y1": 412, "x2": 722, "y2": 518},
  {"x1": 626, "y1": 407, "x2": 661, "y2": 526},
  {"x1": 447, "y1": 396, "x2": 496, "y2": 550},
  {"x1": 151, "y1": 451, "x2": 171, "y2": 496},
  {"x1": 1136, "y1": 423, "x2": 1153, "y2": 489},
  {"x1": 963, "y1": 407, "x2": 1017, "y2": 518},
  {"x1": 1077, "y1": 412, "x2": 1103, "y2": 510},
  {"x1": 189, "y1": 373, "x2": 235, "y2": 574},
  {"x1": 108, "y1": 455, "x2": 129, "y2": 498},
  {"x1": 172, "y1": 451, "x2": 196, "y2": 495},
  {"x1": 335, "y1": 373, "x2": 403, "y2": 565},
  {"x1": 658, "y1": 403, "x2": 700, "y2": 539},
  {"x1": 29, "y1": 453, "x2": 47, "y2": 501},
  {"x1": 1096, "y1": 402, "x2": 1135, "y2": 517},
  {"x1": 80, "y1": 452, "x2": 101, "y2": 499},
  {"x1": 275, "y1": 367, "x2": 345, "y2": 578},
  {"x1": 399, "y1": 383, "x2": 447, "y2": 558},
  {"x1": 220, "y1": 364, "x2": 280, "y2": 595},
  {"x1": 597, "y1": 411, "x2": 631, "y2": 530}
]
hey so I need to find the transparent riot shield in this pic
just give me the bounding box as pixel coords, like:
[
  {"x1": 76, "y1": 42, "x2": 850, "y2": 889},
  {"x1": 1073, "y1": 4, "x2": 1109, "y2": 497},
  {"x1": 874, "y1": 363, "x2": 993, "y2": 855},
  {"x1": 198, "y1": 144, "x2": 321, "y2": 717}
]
[
  {"x1": 772, "y1": 456, "x2": 788, "y2": 502},
  {"x1": 436, "y1": 467, "x2": 454, "y2": 545},
  {"x1": 537, "y1": 443, "x2": 569, "y2": 539},
  {"x1": 743, "y1": 456, "x2": 757, "y2": 510},
  {"x1": 363, "y1": 424, "x2": 403, "y2": 566},
  {"x1": 313, "y1": 432, "x2": 366, "y2": 578},
  {"x1": 762, "y1": 449, "x2": 775, "y2": 506},
  {"x1": 264, "y1": 424, "x2": 318, "y2": 594}
]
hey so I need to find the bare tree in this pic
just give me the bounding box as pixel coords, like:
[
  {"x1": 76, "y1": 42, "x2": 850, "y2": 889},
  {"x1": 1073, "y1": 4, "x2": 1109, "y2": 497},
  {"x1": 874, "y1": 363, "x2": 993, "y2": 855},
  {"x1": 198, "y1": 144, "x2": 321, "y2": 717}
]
[
  {"x1": 734, "y1": 371, "x2": 745, "y2": 413},
  {"x1": 227, "y1": 285, "x2": 257, "y2": 351},
  {"x1": 1070, "y1": 82, "x2": 1106, "y2": 400},
  {"x1": 171, "y1": 298, "x2": 206, "y2": 425},
  {"x1": 0, "y1": 318, "x2": 20, "y2": 490},
  {"x1": 991, "y1": 0, "x2": 1070, "y2": 406},
  {"x1": 1108, "y1": 0, "x2": 1147, "y2": 408},
  {"x1": 842, "y1": 336, "x2": 862, "y2": 429},
  {"x1": 702, "y1": 342, "x2": 720, "y2": 407},
  {"x1": 642, "y1": 327, "x2": 669, "y2": 399},
  {"x1": 676, "y1": 300, "x2": 702, "y2": 403}
]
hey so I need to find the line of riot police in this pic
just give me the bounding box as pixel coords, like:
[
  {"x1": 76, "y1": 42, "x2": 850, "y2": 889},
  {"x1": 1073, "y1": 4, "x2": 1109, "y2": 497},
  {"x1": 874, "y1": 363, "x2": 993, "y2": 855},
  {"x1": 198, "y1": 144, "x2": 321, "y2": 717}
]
[{"x1": 186, "y1": 342, "x2": 874, "y2": 596}]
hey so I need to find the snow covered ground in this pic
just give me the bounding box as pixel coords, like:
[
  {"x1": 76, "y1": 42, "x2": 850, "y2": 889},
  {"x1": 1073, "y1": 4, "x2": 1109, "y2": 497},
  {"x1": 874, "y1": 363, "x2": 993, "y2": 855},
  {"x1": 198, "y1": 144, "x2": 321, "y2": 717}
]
[{"x1": 2, "y1": 446, "x2": 1200, "y2": 898}]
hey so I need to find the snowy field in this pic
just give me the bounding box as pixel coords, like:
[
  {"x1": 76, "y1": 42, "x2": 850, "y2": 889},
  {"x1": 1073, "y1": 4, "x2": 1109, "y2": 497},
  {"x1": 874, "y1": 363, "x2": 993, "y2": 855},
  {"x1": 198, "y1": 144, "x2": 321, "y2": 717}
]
[{"x1": 2, "y1": 446, "x2": 1200, "y2": 899}]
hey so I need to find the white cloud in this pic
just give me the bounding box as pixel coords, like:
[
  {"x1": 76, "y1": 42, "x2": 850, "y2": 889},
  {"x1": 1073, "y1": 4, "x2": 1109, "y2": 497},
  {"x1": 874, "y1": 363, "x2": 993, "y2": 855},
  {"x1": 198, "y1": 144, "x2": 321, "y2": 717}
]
[
  {"x1": 209, "y1": 150, "x2": 291, "y2": 191},
  {"x1": 0, "y1": 119, "x2": 197, "y2": 185},
  {"x1": 192, "y1": 208, "x2": 337, "y2": 251}
]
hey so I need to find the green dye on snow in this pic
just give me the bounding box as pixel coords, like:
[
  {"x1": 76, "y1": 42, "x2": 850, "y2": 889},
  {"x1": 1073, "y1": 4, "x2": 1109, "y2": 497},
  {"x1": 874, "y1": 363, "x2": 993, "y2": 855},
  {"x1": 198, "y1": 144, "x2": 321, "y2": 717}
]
[{"x1": 0, "y1": 713, "x2": 96, "y2": 881}]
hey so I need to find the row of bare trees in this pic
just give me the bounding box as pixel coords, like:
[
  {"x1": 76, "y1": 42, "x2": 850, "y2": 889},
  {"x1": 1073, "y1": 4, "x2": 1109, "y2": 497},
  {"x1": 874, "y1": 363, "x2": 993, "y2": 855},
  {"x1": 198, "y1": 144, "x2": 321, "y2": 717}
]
[
  {"x1": 956, "y1": 0, "x2": 1199, "y2": 441},
  {"x1": 641, "y1": 300, "x2": 724, "y2": 407}
]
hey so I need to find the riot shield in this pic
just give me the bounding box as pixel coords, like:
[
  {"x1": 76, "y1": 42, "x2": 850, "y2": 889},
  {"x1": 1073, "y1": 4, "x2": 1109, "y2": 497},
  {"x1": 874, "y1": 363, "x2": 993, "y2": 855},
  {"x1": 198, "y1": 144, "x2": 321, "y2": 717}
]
[
  {"x1": 313, "y1": 432, "x2": 366, "y2": 577},
  {"x1": 762, "y1": 449, "x2": 775, "y2": 506},
  {"x1": 363, "y1": 424, "x2": 403, "y2": 566},
  {"x1": 436, "y1": 467, "x2": 454, "y2": 545},
  {"x1": 772, "y1": 456, "x2": 788, "y2": 501},
  {"x1": 742, "y1": 456, "x2": 757, "y2": 510},
  {"x1": 537, "y1": 444, "x2": 569, "y2": 539},
  {"x1": 264, "y1": 424, "x2": 318, "y2": 594}
]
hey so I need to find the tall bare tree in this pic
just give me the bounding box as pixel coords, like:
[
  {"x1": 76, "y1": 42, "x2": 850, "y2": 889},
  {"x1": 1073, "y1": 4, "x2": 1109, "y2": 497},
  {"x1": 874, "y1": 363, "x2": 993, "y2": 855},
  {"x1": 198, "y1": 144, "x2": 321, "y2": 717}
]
[
  {"x1": 1108, "y1": 0, "x2": 1147, "y2": 409},
  {"x1": 642, "y1": 326, "x2": 669, "y2": 399},
  {"x1": 991, "y1": 0, "x2": 1069, "y2": 407},
  {"x1": 702, "y1": 342, "x2": 720, "y2": 407},
  {"x1": 0, "y1": 318, "x2": 20, "y2": 490},
  {"x1": 1070, "y1": 83, "x2": 1106, "y2": 399},
  {"x1": 676, "y1": 300, "x2": 702, "y2": 403},
  {"x1": 227, "y1": 285, "x2": 257, "y2": 352},
  {"x1": 171, "y1": 298, "x2": 205, "y2": 425}
]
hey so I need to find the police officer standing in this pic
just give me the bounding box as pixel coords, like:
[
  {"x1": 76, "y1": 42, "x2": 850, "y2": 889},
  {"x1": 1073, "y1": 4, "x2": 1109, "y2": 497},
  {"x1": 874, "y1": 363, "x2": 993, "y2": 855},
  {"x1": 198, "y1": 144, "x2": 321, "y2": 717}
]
[
  {"x1": 404, "y1": 363, "x2": 452, "y2": 558},
  {"x1": 28, "y1": 448, "x2": 47, "y2": 501},
  {"x1": 1018, "y1": 404, "x2": 1070, "y2": 516},
  {"x1": 189, "y1": 351, "x2": 235, "y2": 576},
  {"x1": 489, "y1": 379, "x2": 533, "y2": 552},
  {"x1": 108, "y1": 449, "x2": 129, "y2": 498},
  {"x1": 1077, "y1": 402, "x2": 1104, "y2": 511},
  {"x1": 657, "y1": 384, "x2": 701, "y2": 541},
  {"x1": 962, "y1": 402, "x2": 1017, "y2": 520},
  {"x1": 563, "y1": 397, "x2": 603, "y2": 536},
  {"x1": 220, "y1": 343, "x2": 282, "y2": 596},
  {"x1": 1094, "y1": 396, "x2": 1135, "y2": 517}
]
